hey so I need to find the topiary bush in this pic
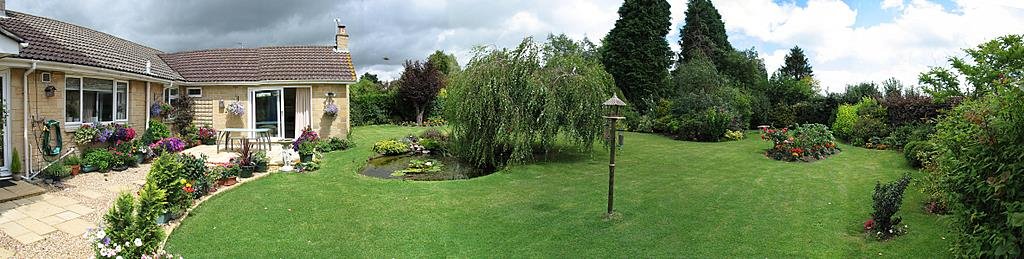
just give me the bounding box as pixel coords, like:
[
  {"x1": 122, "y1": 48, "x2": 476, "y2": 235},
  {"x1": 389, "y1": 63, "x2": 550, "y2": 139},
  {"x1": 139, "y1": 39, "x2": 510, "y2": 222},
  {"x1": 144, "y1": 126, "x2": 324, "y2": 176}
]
[{"x1": 867, "y1": 174, "x2": 911, "y2": 240}]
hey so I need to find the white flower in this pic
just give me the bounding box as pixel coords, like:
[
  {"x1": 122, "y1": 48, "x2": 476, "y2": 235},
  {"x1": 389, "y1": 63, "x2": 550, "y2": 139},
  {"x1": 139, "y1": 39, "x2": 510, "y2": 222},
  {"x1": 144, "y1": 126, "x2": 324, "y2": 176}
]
[
  {"x1": 425, "y1": 162, "x2": 433, "y2": 166},
  {"x1": 116, "y1": 256, "x2": 123, "y2": 259},
  {"x1": 97, "y1": 243, "x2": 105, "y2": 249},
  {"x1": 134, "y1": 238, "x2": 143, "y2": 247},
  {"x1": 97, "y1": 230, "x2": 106, "y2": 239}
]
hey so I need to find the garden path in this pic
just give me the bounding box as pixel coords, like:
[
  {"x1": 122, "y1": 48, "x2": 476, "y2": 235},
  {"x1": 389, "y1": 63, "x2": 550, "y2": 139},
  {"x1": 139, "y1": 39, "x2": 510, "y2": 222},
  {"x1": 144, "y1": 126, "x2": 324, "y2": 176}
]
[{"x1": 0, "y1": 165, "x2": 149, "y2": 258}]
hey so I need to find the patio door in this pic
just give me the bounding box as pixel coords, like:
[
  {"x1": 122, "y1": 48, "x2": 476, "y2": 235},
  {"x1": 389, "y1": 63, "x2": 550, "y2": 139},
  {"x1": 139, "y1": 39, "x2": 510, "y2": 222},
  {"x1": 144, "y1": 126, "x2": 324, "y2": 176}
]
[
  {"x1": 251, "y1": 88, "x2": 284, "y2": 138},
  {"x1": 1, "y1": 72, "x2": 10, "y2": 175}
]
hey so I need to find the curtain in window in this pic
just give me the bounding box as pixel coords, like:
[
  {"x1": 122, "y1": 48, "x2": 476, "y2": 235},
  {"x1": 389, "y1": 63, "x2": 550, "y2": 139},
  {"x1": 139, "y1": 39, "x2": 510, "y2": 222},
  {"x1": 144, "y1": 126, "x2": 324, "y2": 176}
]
[
  {"x1": 83, "y1": 78, "x2": 113, "y2": 123},
  {"x1": 116, "y1": 82, "x2": 128, "y2": 120},
  {"x1": 294, "y1": 88, "x2": 311, "y2": 138}
]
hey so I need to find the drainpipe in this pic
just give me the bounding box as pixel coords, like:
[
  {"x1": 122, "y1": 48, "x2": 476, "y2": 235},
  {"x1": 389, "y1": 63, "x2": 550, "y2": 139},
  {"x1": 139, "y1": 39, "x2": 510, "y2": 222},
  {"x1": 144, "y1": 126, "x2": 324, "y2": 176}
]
[
  {"x1": 145, "y1": 82, "x2": 150, "y2": 129},
  {"x1": 23, "y1": 62, "x2": 36, "y2": 176}
]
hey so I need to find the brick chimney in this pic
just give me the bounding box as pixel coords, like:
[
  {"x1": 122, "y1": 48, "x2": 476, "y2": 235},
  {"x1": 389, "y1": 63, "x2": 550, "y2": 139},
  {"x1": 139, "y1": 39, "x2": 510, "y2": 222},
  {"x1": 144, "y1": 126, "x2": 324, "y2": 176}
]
[{"x1": 335, "y1": 18, "x2": 349, "y2": 52}]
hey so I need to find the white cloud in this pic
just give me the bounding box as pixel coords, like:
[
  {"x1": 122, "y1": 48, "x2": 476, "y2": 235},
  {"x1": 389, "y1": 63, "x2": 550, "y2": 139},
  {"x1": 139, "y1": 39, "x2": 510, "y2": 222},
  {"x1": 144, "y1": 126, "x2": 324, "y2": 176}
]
[{"x1": 715, "y1": 0, "x2": 1024, "y2": 93}]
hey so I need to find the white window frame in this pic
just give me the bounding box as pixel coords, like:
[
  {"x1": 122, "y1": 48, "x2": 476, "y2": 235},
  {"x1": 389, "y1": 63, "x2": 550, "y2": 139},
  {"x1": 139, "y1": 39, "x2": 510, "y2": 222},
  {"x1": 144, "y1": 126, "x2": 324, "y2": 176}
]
[
  {"x1": 64, "y1": 75, "x2": 129, "y2": 129},
  {"x1": 186, "y1": 87, "x2": 202, "y2": 98},
  {"x1": 164, "y1": 87, "x2": 178, "y2": 104}
]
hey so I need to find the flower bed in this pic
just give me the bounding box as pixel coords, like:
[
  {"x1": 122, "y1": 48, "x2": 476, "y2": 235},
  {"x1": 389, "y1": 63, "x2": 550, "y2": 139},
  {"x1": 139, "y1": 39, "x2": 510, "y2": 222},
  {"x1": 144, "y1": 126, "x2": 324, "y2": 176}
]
[{"x1": 761, "y1": 123, "x2": 840, "y2": 162}]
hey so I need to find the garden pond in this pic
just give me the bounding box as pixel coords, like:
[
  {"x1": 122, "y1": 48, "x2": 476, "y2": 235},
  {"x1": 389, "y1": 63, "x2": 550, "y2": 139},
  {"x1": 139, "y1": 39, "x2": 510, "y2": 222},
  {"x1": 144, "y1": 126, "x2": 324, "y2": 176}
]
[{"x1": 360, "y1": 153, "x2": 492, "y2": 181}]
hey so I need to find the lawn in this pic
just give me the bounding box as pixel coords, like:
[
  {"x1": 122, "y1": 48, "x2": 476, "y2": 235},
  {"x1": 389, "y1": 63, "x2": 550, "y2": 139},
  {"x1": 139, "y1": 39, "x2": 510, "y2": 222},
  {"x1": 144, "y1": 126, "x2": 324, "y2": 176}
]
[{"x1": 165, "y1": 125, "x2": 952, "y2": 257}]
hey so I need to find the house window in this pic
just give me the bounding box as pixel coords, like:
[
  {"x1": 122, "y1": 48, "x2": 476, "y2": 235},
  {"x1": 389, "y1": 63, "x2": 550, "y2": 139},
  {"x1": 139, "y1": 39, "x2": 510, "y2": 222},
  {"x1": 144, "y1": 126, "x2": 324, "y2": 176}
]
[
  {"x1": 65, "y1": 77, "x2": 129, "y2": 125},
  {"x1": 186, "y1": 87, "x2": 202, "y2": 98},
  {"x1": 164, "y1": 87, "x2": 178, "y2": 104}
]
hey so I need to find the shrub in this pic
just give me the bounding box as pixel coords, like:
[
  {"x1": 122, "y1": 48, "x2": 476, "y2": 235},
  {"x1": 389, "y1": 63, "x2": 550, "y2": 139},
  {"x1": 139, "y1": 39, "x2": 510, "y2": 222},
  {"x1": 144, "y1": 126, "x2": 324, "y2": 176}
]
[
  {"x1": 87, "y1": 183, "x2": 165, "y2": 258},
  {"x1": 933, "y1": 87, "x2": 1024, "y2": 257},
  {"x1": 724, "y1": 129, "x2": 745, "y2": 141},
  {"x1": 146, "y1": 154, "x2": 190, "y2": 214},
  {"x1": 63, "y1": 155, "x2": 82, "y2": 166},
  {"x1": 902, "y1": 141, "x2": 938, "y2": 169},
  {"x1": 832, "y1": 104, "x2": 858, "y2": 140},
  {"x1": 869, "y1": 174, "x2": 911, "y2": 240},
  {"x1": 43, "y1": 162, "x2": 71, "y2": 180},
  {"x1": 850, "y1": 117, "x2": 889, "y2": 145},
  {"x1": 675, "y1": 107, "x2": 734, "y2": 141},
  {"x1": 372, "y1": 139, "x2": 409, "y2": 156},
  {"x1": 84, "y1": 149, "x2": 113, "y2": 171},
  {"x1": 197, "y1": 125, "x2": 218, "y2": 145},
  {"x1": 142, "y1": 121, "x2": 171, "y2": 145}
]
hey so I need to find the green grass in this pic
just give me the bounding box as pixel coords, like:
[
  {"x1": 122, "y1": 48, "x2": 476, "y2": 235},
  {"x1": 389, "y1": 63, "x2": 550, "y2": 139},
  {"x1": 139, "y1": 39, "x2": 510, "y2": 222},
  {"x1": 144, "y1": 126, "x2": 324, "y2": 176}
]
[{"x1": 165, "y1": 125, "x2": 952, "y2": 257}]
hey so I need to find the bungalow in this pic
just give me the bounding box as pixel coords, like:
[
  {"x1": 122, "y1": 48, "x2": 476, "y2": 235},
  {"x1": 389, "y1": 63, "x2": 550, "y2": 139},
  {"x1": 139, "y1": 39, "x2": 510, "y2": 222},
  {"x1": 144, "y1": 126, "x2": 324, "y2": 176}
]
[{"x1": 0, "y1": 1, "x2": 356, "y2": 179}]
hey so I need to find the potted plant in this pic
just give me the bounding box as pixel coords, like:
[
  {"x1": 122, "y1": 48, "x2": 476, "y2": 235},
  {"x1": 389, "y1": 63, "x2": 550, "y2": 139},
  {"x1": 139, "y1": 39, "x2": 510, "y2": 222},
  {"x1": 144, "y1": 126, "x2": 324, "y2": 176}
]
[
  {"x1": 64, "y1": 155, "x2": 82, "y2": 176},
  {"x1": 83, "y1": 149, "x2": 113, "y2": 173},
  {"x1": 299, "y1": 141, "x2": 317, "y2": 163},
  {"x1": 43, "y1": 162, "x2": 71, "y2": 182},
  {"x1": 235, "y1": 139, "x2": 255, "y2": 178},
  {"x1": 253, "y1": 150, "x2": 269, "y2": 172},
  {"x1": 217, "y1": 165, "x2": 239, "y2": 186}
]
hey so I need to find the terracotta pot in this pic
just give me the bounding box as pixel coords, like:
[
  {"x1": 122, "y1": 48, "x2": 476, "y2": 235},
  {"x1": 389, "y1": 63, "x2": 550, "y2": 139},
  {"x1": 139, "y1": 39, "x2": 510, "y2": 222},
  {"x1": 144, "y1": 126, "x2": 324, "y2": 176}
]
[
  {"x1": 219, "y1": 176, "x2": 238, "y2": 186},
  {"x1": 70, "y1": 165, "x2": 81, "y2": 176}
]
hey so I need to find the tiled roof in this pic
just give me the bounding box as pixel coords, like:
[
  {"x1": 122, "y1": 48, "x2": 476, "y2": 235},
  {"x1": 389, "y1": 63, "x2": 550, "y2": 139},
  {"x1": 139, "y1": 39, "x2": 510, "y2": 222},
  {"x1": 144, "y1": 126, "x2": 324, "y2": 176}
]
[
  {"x1": 159, "y1": 46, "x2": 356, "y2": 82},
  {"x1": 0, "y1": 11, "x2": 183, "y2": 80},
  {"x1": 0, "y1": 10, "x2": 357, "y2": 83}
]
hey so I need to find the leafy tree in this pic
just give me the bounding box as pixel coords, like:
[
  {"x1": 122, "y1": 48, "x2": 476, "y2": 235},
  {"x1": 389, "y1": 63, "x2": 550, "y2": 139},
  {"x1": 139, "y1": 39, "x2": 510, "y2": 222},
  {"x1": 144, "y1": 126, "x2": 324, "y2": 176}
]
[
  {"x1": 446, "y1": 37, "x2": 611, "y2": 169},
  {"x1": 351, "y1": 74, "x2": 395, "y2": 125},
  {"x1": 397, "y1": 60, "x2": 444, "y2": 125},
  {"x1": 601, "y1": 0, "x2": 673, "y2": 112},
  {"x1": 678, "y1": 0, "x2": 733, "y2": 67},
  {"x1": 918, "y1": 67, "x2": 961, "y2": 102},
  {"x1": 840, "y1": 82, "x2": 880, "y2": 104},
  {"x1": 881, "y1": 77, "x2": 904, "y2": 98},
  {"x1": 360, "y1": 72, "x2": 381, "y2": 85},
  {"x1": 766, "y1": 71, "x2": 814, "y2": 105},
  {"x1": 779, "y1": 46, "x2": 814, "y2": 79},
  {"x1": 427, "y1": 50, "x2": 461, "y2": 77}
]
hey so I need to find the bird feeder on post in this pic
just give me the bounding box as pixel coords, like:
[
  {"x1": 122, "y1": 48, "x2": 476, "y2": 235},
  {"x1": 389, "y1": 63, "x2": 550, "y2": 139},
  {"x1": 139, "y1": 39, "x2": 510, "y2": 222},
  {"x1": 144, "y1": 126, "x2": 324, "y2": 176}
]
[{"x1": 602, "y1": 93, "x2": 626, "y2": 217}]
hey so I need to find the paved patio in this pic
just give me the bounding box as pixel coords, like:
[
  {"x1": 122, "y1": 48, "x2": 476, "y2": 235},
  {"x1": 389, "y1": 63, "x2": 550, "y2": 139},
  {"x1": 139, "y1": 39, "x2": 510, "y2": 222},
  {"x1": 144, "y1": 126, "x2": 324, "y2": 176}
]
[{"x1": 182, "y1": 142, "x2": 299, "y2": 166}]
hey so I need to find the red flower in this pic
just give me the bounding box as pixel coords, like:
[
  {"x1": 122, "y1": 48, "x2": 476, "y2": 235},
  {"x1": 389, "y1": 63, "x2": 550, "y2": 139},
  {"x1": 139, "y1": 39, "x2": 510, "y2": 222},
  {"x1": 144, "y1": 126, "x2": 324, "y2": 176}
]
[{"x1": 864, "y1": 219, "x2": 875, "y2": 230}]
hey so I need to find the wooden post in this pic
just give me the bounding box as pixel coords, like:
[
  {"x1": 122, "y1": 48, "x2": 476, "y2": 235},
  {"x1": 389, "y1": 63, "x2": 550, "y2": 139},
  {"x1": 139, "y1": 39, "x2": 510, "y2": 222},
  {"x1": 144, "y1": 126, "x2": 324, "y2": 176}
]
[{"x1": 607, "y1": 117, "x2": 616, "y2": 216}]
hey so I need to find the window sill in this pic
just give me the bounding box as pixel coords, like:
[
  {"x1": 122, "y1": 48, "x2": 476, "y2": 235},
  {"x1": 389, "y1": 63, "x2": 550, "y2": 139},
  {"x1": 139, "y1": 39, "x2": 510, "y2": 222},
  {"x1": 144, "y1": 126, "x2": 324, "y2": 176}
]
[{"x1": 63, "y1": 121, "x2": 129, "y2": 132}]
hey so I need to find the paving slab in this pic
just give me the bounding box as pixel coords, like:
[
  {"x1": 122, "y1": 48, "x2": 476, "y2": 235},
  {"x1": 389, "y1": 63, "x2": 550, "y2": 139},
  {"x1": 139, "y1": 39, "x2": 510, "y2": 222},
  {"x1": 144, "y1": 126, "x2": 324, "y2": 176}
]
[
  {"x1": 19, "y1": 202, "x2": 63, "y2": 219},
  {"x1": 64, "y1": 204, "x2": 94, "y2": 215},
  {"x1": 15, "y1": 218, "x2": 57, "y2": 235},
  {"x1": 11, "y1": 232, "x2": 45, "y2": 244},
  {"x1": 11, "y1": 195, "x2": 42, "y2": 206},
  {"x1": 38, "y1": 215, "x2": 65, "y2": 226},
  {"x1": 0, "y1": 221, "x2": 31, "y2": 236},
  {"x1": 41, "y1": 195, "x2": 79, "y2": 207},
  {"x1": 0, "y1": 209, "x2": 27, "y2": 224},
  {"x1": 0, "y1": 202, "x2": 17, "y2": 210},
  {"x1": 55, "y1": 218, "x2": 93, "y2": 236},
  {"x1": 54, "y1": 211, "x2": 80, "y2": 221}
]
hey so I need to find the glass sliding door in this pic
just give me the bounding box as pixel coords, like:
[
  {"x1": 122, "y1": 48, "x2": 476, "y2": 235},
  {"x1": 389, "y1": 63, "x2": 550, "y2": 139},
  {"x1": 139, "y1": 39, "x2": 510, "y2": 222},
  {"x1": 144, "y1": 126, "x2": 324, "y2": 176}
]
[{"x1": 253, "y1": 89, "x2": 283, "y2": 138}]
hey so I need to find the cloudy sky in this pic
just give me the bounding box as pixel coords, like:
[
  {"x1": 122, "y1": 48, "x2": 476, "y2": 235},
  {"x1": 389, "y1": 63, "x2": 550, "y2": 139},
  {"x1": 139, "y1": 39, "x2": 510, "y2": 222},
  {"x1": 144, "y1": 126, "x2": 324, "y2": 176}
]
[{"x1": 8, "y1": 0, "x2": 1023, "y2": 92}]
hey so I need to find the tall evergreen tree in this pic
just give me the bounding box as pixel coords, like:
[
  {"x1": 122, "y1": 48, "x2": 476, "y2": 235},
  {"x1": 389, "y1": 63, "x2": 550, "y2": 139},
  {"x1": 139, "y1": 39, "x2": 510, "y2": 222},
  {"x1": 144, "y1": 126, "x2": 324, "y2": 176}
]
[
  {"x1": 601, "y1": 0, "x2": 672, "y2": 112},
  {"x1": 678, "y1": 0, "x2": 733, "y2": 67},
  {"x1": 780, "y1": 46, "x2": 814, "y2": 79}
]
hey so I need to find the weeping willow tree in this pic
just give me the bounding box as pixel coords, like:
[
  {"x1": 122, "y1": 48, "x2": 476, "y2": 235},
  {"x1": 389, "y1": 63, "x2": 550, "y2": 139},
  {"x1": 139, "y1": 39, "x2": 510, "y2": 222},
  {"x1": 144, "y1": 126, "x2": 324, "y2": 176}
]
[{"x1": 446, "y1": 36, "x2": 613, "y2": 169}]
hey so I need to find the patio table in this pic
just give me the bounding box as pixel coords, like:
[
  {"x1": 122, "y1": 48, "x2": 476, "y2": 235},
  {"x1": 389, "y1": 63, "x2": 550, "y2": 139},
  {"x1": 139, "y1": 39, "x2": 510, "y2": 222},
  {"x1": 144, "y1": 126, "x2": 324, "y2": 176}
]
[{"x1": 218, "y1": 128, "x2": 272, "y2": 153}]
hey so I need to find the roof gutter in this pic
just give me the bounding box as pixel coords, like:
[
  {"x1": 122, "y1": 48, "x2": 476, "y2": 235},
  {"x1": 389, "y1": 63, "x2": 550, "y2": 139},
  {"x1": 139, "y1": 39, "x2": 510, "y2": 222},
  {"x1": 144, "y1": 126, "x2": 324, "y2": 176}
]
[
  {"x1": 0, "y1": 58, "x2": 176, "y2": 85},
  {"x1": 23, "y1": 61, "x2": 35, "y2": 177},
  {"x1": 177, "y1": 79, "x2": 356, "y2": 86}
]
